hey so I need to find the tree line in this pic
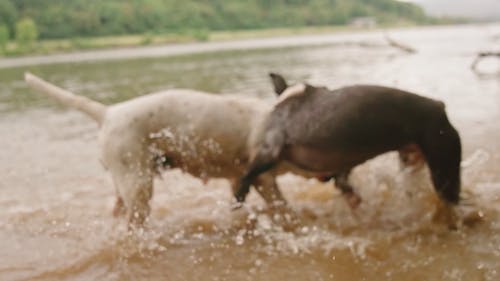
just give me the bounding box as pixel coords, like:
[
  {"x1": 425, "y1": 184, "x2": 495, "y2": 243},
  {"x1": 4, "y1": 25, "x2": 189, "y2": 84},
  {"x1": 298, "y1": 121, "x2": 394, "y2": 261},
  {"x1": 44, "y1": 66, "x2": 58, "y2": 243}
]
[{"x1": 0, "y1": 0, "x2": 431, "y2": 42}]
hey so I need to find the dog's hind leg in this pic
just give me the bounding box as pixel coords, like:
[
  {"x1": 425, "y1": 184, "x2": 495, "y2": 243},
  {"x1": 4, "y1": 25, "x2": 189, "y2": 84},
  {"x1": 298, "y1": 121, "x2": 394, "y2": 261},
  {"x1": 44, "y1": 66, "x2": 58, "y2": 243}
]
[
  {"x1": 333, "y1": 172, "x2": 362, "y2": 209},
  {"x1": 127, "y1": 177, "x2": 153, "y2": 226},
  {"x1": 101, "y1": 128, "x2": 157, "y2": 227},
  {"x1": 112, "y1": 196, "x2": 126, "y2": 217},
  {"x1": 105, "y1": 140, "x2": 155, "y2": 227},
  {"x1": 111, "y1": 169, "x2": 154, "y2": 227}
]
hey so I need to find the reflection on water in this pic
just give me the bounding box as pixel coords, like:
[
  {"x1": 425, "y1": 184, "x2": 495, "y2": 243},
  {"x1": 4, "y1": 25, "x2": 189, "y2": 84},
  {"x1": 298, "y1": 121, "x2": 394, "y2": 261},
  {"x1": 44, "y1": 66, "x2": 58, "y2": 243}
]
[{"x1": 1, "y1": 24, "x2": 500, "y2": 281}]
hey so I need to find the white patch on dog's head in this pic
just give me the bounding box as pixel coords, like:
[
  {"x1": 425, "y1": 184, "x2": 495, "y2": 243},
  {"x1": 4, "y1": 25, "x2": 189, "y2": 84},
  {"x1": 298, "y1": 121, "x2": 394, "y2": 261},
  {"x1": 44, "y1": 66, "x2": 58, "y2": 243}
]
[{"x1": 276, "y1": 83, "x2": 306, "y2": 104}]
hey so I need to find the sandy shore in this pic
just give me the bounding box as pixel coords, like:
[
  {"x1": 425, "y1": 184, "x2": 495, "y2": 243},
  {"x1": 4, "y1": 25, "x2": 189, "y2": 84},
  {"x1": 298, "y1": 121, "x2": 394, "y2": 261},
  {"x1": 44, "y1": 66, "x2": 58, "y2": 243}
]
[{"x1": 0, "y1": 29, "x2": 392, "y2": 69}]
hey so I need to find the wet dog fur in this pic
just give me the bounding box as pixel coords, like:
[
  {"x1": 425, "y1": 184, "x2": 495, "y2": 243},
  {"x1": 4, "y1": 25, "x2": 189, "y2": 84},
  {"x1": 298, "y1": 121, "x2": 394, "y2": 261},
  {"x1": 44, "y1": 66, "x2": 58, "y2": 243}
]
[
  {"x1": 235, "y1": 74, "x2": 462, "y2": 219},
  {"x1": 25, "y1": 73, "x2": 291, "y2": 226}
]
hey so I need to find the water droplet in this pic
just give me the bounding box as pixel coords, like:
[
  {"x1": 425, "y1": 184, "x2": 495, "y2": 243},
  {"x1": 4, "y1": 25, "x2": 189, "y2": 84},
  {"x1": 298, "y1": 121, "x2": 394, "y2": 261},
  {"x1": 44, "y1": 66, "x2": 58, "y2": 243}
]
[
  {"x1": 301, "y1": 226, "x2": 309, "y2": 234},
  {"x1": 235, "y1": 235, "x2": 244, "y2": 245}
]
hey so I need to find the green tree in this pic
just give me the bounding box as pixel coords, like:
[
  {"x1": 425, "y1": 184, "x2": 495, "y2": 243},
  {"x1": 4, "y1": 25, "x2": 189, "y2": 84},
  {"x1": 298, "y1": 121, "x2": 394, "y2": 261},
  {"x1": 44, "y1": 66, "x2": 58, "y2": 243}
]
[
  {"x1": 15, "y1": 18, "x2": 38, "y2": 49},
  {"x1": 4, "y1": 0, "x2": 434, "y2": 40},
  {"x1": 0, "y1": 0, "x2": 18, "y2": 36},
  {"x1": 0, "y1": 24, "x2": 9, "y2": 52}
]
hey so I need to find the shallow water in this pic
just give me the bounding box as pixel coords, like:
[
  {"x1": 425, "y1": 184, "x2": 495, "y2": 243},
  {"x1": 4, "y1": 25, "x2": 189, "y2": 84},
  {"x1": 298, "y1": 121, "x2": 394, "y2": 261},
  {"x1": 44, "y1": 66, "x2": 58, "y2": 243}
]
[{"x1": 1, "y1": 24, "x2": 500, "y2": 281}]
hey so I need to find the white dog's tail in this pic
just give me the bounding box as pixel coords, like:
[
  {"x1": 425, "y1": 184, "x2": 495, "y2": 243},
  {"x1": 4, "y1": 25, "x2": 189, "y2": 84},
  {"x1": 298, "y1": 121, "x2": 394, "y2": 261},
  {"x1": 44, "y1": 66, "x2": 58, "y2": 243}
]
[{"x1": 24, "y1": 72, "x2": 106, "y2": 124}]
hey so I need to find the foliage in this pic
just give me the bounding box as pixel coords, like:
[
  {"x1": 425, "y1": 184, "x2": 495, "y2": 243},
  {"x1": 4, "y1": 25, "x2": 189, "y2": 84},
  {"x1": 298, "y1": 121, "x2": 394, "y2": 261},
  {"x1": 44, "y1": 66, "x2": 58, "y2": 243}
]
[
  {"x1": 15, "y1": 18, "x2": 38, "y2": 49},
  {"x1": 140, "y1": 32, "x2": 154, "y2": 45},
  {"x1": 0, "y1": 24, "x2": 9, "y2": 52},
  {"x1": 0, "y1": 0, "x2": 18, "y2": 37},
  {"x1": 6, "y1": 0, "x2": 431, "y2": 40}
]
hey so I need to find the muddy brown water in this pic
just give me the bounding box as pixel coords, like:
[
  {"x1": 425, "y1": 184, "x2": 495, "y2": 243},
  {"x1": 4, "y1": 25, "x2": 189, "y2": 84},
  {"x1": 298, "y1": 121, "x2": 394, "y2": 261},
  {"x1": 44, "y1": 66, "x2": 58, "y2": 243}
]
[{"x1": 1, "y1": 24, "x2": 500, "y2": 281}]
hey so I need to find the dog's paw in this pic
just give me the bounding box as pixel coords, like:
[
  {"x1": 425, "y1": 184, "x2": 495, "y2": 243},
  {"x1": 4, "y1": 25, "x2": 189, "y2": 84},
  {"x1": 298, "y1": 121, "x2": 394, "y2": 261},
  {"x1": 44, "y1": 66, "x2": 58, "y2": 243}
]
[
  {"x1": 231, "y1": 201, "x2": 244, "y2": 211},
  {"x1": 344, "y1": 192, "x2": 362, "y2": 210}
]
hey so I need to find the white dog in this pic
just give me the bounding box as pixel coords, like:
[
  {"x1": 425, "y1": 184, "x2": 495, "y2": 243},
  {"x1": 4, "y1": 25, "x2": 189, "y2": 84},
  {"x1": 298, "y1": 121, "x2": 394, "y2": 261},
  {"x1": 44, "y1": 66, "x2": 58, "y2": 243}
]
[{"x1": 25, "y1": 73, "x2": 292, "y2": 226}]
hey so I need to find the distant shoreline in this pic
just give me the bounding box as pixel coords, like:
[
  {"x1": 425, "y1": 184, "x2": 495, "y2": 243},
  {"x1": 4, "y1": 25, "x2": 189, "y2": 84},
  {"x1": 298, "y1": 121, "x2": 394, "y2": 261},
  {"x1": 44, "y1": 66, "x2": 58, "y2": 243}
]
[{"x1": 0, "y1": 23, "x2": 493, "y2": 69}]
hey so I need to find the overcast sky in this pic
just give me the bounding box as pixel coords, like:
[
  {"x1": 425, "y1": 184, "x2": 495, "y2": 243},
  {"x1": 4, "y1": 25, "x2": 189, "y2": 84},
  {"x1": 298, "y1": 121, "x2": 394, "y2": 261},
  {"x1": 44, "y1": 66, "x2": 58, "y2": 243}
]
[{"x1": 402, "y1": 0, "x2": 500, "y2": 19}]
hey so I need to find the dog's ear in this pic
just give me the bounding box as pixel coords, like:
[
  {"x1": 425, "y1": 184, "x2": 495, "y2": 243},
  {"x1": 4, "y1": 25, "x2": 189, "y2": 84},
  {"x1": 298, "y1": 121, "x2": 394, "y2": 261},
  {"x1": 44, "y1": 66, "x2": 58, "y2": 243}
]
[{"x1": 269, "y1": 73, "x2": 288, "y2": 96}]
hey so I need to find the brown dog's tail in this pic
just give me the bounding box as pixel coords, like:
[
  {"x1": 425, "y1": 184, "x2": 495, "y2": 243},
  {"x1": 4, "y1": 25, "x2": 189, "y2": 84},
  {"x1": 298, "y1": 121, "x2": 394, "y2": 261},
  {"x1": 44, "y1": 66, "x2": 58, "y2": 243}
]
[{"x1": 24, "y1": 72, "x2": 107, "y2": 125}]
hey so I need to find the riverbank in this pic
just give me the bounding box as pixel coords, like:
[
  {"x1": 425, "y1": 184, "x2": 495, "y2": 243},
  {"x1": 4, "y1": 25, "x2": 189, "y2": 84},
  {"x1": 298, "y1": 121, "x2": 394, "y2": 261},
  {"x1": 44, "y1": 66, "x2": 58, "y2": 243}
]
[
  {"x1": 0, "y1": 24, "x2": 434, "y2": 69},
  {"x1": 1, "y1": 26, "x2": 368, "y2": 57},
  {"x1": 1, "y1": 22, "x2": 494, "y2": 69},
  {"x1": 0, "y1": 24, "x2": 414, "y2": 66}
]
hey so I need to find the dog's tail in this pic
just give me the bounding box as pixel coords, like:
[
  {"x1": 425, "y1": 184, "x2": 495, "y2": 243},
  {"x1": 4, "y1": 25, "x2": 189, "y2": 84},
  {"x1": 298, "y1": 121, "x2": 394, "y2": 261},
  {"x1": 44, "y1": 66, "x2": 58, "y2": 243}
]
[{"x1": 24, "y1": 72, "x2": 106, "y2": 125}]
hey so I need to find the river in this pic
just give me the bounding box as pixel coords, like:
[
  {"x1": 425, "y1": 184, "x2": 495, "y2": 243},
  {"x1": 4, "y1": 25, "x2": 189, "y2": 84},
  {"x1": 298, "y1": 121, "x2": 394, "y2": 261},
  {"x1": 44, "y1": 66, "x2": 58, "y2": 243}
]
[{"x1": 1, "y1": 24, "x2": 499, "y2": 280}]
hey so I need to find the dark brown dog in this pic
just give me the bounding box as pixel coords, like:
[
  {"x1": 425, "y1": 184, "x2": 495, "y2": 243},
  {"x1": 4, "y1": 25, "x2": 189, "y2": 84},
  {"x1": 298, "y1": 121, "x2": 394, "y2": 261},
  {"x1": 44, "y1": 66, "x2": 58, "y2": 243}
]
[{"x1": 235, "y1": 74, "x2": 462, "y2": 215}]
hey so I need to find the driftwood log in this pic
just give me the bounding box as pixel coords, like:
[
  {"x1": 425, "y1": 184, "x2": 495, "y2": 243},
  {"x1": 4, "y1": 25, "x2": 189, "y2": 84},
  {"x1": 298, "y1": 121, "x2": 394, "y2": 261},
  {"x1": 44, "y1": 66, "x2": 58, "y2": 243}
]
[
  {"x1": 470, "y1": 51, "x2": 500, "y2": 71},
  {"x1": 385, "y1": 34, "x2": 417, "y2": 54}
]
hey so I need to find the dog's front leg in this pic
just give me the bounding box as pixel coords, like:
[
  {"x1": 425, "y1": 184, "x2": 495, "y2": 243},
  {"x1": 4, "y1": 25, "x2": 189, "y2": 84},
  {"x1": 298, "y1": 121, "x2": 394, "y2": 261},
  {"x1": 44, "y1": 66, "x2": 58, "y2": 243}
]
[
  {"x1": 254, "y1": 173, "x2": 287, "y2": 209},
  {"x1": 230, "y1": 173, "x2": 285, "y2": 207},
  {"x1": 255, "y1": 173, "x2": 299, "y2": 228},
  {"x1": 235, "y1": 125, "x2": 285, "y2": 204},
  {"x1": 333, "y1": 172, "x2": 362, "y2": 209}
]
